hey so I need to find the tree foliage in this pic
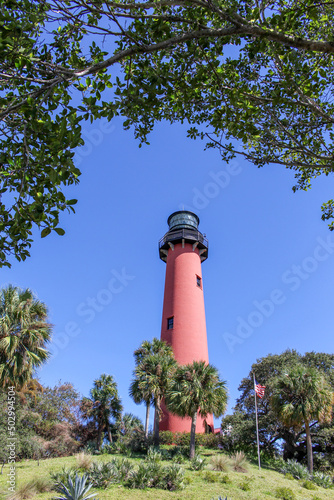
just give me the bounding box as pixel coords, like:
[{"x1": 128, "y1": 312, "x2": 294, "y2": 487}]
[
  {"x1": 271, "y1": 364, "x2": 333, "y2": 473},
  {"x1": 0, "y1": 285, "x2": 52, "y2": 389},
  {"x1": 82, "y1": 373, "x2": 123, "y2": 450},
  {"x1": 221, "y1": 350, "x2": 334, "y2": 469},
  {"x1": 166, "y1": 360, "x2": 227, "y2": 458},
  {"x1": 1, "y1": 1, "x2": 334, "y2": 266},
  {"x1": 130, "y1": 338, "x2": 176, "y2": 446}
]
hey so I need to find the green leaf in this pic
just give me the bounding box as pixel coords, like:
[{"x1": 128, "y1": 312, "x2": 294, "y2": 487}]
[
  {"x1": 41, "y1": 227, "x2": 51, "y2": 238},
  {"x1": 54, "y1": 228, "x2": 65, "y2": 236}
]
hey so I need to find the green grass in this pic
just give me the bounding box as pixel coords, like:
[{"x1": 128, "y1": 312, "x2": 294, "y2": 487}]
[{"x1": 0, "y1": 450, "x2": 332, "y2": 500}]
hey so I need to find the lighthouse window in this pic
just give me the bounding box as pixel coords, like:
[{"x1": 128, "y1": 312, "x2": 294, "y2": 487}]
[
  {"x1": 196, "y1": 275, "x2": 202, "y2": 288},
  {"x1": 167, "y1": 317, "x2": 174, "y2": 330}
]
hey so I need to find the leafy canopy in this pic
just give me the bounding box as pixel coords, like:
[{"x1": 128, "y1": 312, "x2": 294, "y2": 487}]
[{"x1": 2, "y1": 0, "x2": 334, "y2": 266}]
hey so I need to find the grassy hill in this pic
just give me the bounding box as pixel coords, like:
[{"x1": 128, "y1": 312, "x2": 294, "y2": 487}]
[{"x1": 0, "y1": 449, "x2": 333, "y2": 500}]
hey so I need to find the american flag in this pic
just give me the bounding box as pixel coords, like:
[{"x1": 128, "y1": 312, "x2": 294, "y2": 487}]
[{"x1": 255, "y1": 383, "x2": 266, "y2": 399}]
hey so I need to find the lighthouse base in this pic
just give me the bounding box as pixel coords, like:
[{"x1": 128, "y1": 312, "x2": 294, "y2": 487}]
[{"x1": 159, "y1": 402, "x2": 214, "y2": 434}]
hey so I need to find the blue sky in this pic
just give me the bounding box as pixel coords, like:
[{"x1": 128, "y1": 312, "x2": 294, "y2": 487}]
[{"x1": 2, "y1": 115, "x2": 334, "y2": 428}]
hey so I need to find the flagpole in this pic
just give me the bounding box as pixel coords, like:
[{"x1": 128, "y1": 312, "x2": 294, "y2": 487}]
[{"x1": 253, "y1": 372, "x2": 261, "y2": 470}]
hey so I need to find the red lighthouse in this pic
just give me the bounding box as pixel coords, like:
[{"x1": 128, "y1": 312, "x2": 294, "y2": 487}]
[{"x1": 159, "y1": 211, "x2": 214, "y2": 433}]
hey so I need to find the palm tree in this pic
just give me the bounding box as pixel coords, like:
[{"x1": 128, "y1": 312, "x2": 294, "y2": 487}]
[
  {"x1": 129, "y1": 375, "x2": 153, "y2": 438},
  {"x1": 118, "y1": 412, "x2": 144, "y2": 436},
  {"x1": 130, "y1": 338, "x2": 176, "y2": 446},
  {"x1": 166, "y1": 360, "x2": 228, "y2": 459},
  {"x1": 0, "y1": 285, "x2": 52, "y2": 389},
  {"x1": 89, "y1": 373, "x2": 123, "y2": 450},
  {"x1": 271, "y1": 364, "x2": 334, "y2": 473}
]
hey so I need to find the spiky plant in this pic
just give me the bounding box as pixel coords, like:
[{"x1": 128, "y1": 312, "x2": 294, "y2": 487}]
[{"x1": 53, "y1": 473, "x2": 97, "y2": 500}]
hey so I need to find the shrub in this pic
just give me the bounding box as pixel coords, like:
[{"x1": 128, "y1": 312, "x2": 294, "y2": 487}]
[
  {"x1": 312, "y1": 471, "x2": 333, "y2": 489},
  {"x1": 7, "y1": 483, "x2": 36, "y2": 500},
  {"x1": 86, "y1": 461, "x2": 114, "y2": 489},
  {"x1": 114, "y1": 440, "x2": 132, "y2": 457},
  {"x1": 75, "y1": 452, "x2": 93, "y2": 471},
  {"x1": 275, "y1": 486, "x2": 296, "y2": 500},
  {"x1": 53, "y1": 473, "x2": 97, "y2": 500},
  {"x1": 211, "y1": 455, "x2": 229, "y2": 472},
  {"x1": 196, "y1": 433, "x2": 220, "y2": 448},
  {"x1": 239, "y1": 477, "x2": 252, "y2": 491},
  {"x1": 113, "y1": 457, "x2": 134, "y2": 482},
  {"x1": 170, "y1": 445, "x2": 188, "y2": 460},
  {"x1": 159, "y1": 431, "x2": 174, "y2": 445},
  {"x1": 50, "y1": 467, "x2": 77, "y2": 485},
  {"x1": 160, "y1": 448, "x2": 172, "y2": 460},
  {"x1": 231, "y1": 451, "x2": 248, "y2": 473},
  {"x1": 172, "y1": 450, "x2": 186, "y2": 464},
  {"x1": 203, "y1": 471, "x2": 218, "y2": 483},
  {"x1": 126, "y1": 462, "x2": 184, "y2": 490},
  {"x1": 6, "y1": 478, "x2": 51, "y2": 500},
  {"x1": 146, "y1": 447, "x2": 162, "y2": 463},
  {"x1": 126, "y1": 462, "x2": 161, "y2": 489},
  {"x1": 221, "y1": 474, "x2": 232, "y2": 484},
  {"x1": 301, "y1": 479, "x2": 317, "y2": 490},
  {"x1": 190, "y1": 454, "x2": 206, "y2": 471},
  {"x1": 284, "y1": 473, "x2": 294, "y2": 480},
  {"x1": 100, "y1": 443, "x2": 114, "y2": 455},
  {"x1": 280, "y1": 459, "x2": 310, "y2": 480},
  {"x1": 162, "y1": 464, "x2": 185, "y2": 491},
  {"x1": 174, "y1": 432, "x2": 191, "y2": 446}
]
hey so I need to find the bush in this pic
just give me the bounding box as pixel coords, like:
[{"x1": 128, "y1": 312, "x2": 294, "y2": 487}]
[
  {"x1": 239, "y1": 477, "x2": 252, "y2": 491},
  {"x1": 301, "y1": 479, "x2": 317, "y2": 490},
  {"x1": 275, "y1": 486, "x2": 296, "y2": 500},
  {"x1": 146, "y1": 447, "x2": 162, "y2": 463},
  {"x1": 174, "y1": 432, "x2": 190, "y2": 446},
  {"x1": 53, "y1": 473, "x2": 97, "y2": 500},
  {"x1": 126, "y1": 462, "x2": 184, "y2": 490},
  {"x1": 203, "y1": 471, "x2": 218, "y2": 483},
  {"x1": 113, "y1": 457, "x2": 134, "y2": 482},
  {"x1": 75, "y1": 452, "x2": 93, "y2": 471},
  {"x1": 231, "y1": 451, "x2": 248, "y2": 473},
  {"x1": 159, "y1": 431, "x2": 174, "y2": 445},
  {"x1": 7, "y1": 482, "x2": 36, "y2": 500},
  {"x1": 127, "y1": 462, "x2": 156, "y2": 489},
  {"x1": 280, "y1": 459, "x2": 310, "y2": 480},
  {"x1": 190, "y1": 454, "x2": 206, "y2": 471},
  {"x1": 196, "y1": 433, "x2": 220, "y2": 448},
  {"x1": 211, "y1": 455, "x2": 229, "y2": 472},
  {"x1": 7, "y1": 477, "x2": 52, "y2": 500},
  {"x1": 162, "y1": 464, "x2": 185, "y2": 491},
  {"x1": 221, "y1": 474, "x2": 232, "y2": 484},
  {"x1": 312, "y1": 471, "x2": 333, "y2": 489},
  {"x1": 86, "y1": 461, "x2": 114, "y2": 488},
  {"x1": 50, "y1": 467, "x2": 77, "y2": 485}
]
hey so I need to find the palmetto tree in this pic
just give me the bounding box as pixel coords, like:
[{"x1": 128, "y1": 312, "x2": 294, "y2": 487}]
[
  {"x1": 130, "y1": 338, "x2": 176, "y2": 446},
  {"x1": 166, "y1": 360, "x2": 228, "y2": 459},
  {"x1": 0, "y1": 285, "x2": 52, "y2": 389},
  {"x1": 89, "y1": 373, "x2": 123, "y2": 450},
  {"x1": 271, "y1": 364, "x2": 334, "y2": 473},
  {"x1": 129, "y1": 375, "x2": 153, "y2": 438}
]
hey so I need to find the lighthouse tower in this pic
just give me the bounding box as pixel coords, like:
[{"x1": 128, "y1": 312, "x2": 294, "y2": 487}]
[{"x1": 158, "y1": 211, "x2": 214, "y2": 433}]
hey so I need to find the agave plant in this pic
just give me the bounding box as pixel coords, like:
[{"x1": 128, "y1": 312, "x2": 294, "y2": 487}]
[{"x1": 53, "y1": 473, "x2": 98, "y2": 500}]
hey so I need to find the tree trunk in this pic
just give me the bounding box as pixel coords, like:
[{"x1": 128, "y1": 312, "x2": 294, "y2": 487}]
[
  {"x1": 153, "y1": 402, "x2": 160, "y2": 447},
  {"x1": 189, "y1": 412, "x2": 197, "y2": 459},
  {"x1": 145, "y1": 402, "x2": 150, "y2": 439},
  {"x1": 107, "y1": 423, "x2": 113, "y2": 444},
  {"x1": 97, "y1": 426, "x2": 102, "y2": 450},
  {"x1": 305, "y1": 420, "x2": 313, "y2": 473},
  {"x1": 1, "y1": 460, "x2": 5, "y2": 474}
]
